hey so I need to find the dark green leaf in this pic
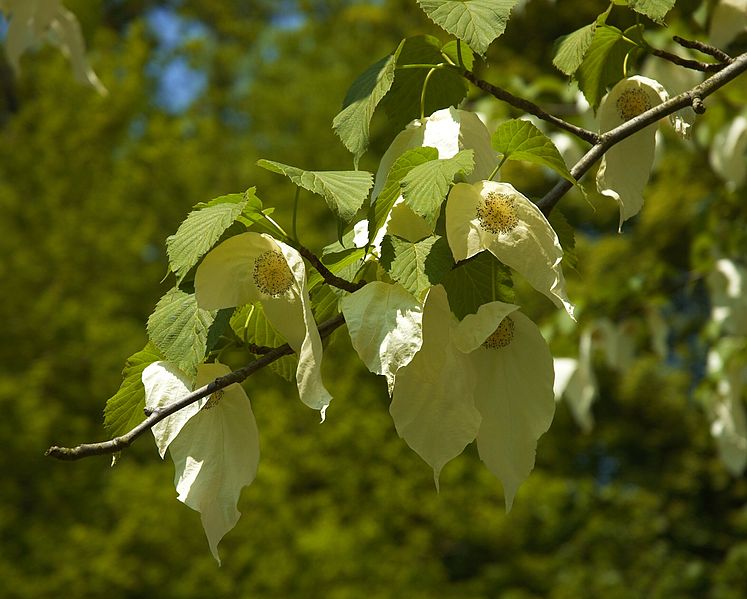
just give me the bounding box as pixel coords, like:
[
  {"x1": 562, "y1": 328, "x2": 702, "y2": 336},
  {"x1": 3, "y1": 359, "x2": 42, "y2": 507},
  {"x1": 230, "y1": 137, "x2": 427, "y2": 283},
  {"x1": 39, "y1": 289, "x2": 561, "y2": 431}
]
[
  {"x1": 442, "y1": 252, "x2": 514, "y2": 319},
  {"x1": 332, "y1": 51, "x2": 398, "y2": 166},
  {"x1": 381, "y1": 35, "x2": 468, "y2": 131},
  {"x1": 553, "y1": 23, "x2": 597, "y2": 76},
  {"x1": 380, "y1": 234, "x2": 454, "y2": 299},
  {"x1": 576, "y1": 25, "x2": 636, "y2": 110},
  {"x1": 103, "y1": 343, "x2": 161, "y2": 438}
]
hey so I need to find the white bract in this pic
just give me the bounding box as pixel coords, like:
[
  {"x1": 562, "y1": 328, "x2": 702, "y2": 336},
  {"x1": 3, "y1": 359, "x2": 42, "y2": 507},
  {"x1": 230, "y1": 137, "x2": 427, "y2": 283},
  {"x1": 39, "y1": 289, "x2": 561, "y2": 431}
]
[
  {"x1": 596, "y1": 76, "x2": 688, "y2": 230},
  {"x1": 363, "y1": 107, "x2": 499, "y2": 248},
  {"x1": 195, "y1": 232, "x2": 332, "y2": 419},
  {"x1": 706, "y1": 349, "x2": 747, "y2": 477},
  {"x1": 710, "y1": 115, "x2": 747, "y2": 190},
  {"x1": 709, "y1": 0, "x2": 747, "y2": 48},
  {"x1": 446, "y1": 180, "x2": 575, "y2": 320},
  {"x1": 340, "y1": 282, "x2": 423, "y2": 395},
  {"x1": 142, "y1": 362, "x2": 260, "y2": 565},
  {"x1": 389, "y1": 285, "x2": 555, "y2": 510},
  {"x1": 553, "y1": 330, "x2": 597, "y2": 433},
  {"x1": 0, "y1": 0, "x2": 107, "y2": 94},
  {"x1": 707, "y1": 258, "x2": 747, "y2": 336}
]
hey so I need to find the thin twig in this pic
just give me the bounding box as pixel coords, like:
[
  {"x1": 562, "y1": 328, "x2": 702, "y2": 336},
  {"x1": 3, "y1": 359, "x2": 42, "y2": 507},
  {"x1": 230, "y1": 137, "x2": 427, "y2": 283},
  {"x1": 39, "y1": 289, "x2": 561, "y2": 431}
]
[
  {"x1": 45, "y1": 314, "x2": 347, "y2": 461},
  {"x1": 296, "y1": 243, "x2": 365, "y2": 293},
  {"x1": 536, "y1": 51, "x2": 747, "y2": 216},
  {"x1": 673, "y1": 36, "x2": 733, "y2": 64},
  {"x1": 461, "y1": 69, "x2": 600, "y2": 145},
  {"x1": 649, "y1": 47, "x2": 725, "y2": 73}
]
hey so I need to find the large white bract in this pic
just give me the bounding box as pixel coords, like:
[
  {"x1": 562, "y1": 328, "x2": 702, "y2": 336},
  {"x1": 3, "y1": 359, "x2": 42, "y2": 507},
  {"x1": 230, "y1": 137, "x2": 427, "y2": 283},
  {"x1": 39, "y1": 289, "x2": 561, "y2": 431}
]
[
  {"x1": 142, "y1": 362, "x2": 260, "y2": 565},
  {"x1": 194, "y1": 231, "x2": 332, "y2": 419},
  {"x1": 596, "y1": 76, "x2": 687, "y2": 229},
  {"x1": 446, "y1": 180, "x2": 575, "y2": 319},
  {"x1": 389, "y1": 285, "x2": 555, "y2": 510}
]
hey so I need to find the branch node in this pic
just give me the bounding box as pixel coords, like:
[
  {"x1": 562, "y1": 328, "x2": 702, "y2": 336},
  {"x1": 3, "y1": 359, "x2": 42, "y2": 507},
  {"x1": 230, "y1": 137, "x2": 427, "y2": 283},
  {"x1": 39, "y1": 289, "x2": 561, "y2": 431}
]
[{"x1": 692, "y1": 94, "x2": 706, "y2": 114}]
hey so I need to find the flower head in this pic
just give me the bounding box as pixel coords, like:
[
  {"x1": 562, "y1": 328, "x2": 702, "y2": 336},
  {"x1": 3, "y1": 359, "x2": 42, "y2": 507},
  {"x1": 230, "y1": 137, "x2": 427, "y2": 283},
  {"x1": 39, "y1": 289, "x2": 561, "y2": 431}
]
[
  {"x1": 596, "y1": 76, "x2": 687, "y2": 230},
  {"x1": 389, "y1": 285, "x2": 555, "y2": 510},
  {"x1": 195, "y1": 232, "x2": 332, "y2": 419},
  {"x1": 142, "y1": 362, "x2": 260, "y2": 565},
  {"x1": 446, "y1": 180, "x2": 575, "y2": 319}
]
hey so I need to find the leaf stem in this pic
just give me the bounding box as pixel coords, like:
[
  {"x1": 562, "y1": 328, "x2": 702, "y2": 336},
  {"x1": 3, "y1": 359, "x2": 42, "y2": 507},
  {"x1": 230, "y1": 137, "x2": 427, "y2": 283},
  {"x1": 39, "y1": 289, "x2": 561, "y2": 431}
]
[
  {"x1": 292, "y1": 187, "x2": 300, "y2": 243},
  {"x1": 420, "y1": 67, "x2": 437, "y2": 120}
]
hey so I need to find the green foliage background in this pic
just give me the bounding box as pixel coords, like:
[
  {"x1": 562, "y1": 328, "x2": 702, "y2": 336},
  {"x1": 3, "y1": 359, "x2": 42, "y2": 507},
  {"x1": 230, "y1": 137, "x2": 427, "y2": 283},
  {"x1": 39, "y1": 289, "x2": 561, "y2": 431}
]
[{"x1": 1, "y1": 1, "x2": 746, "y2": 597}]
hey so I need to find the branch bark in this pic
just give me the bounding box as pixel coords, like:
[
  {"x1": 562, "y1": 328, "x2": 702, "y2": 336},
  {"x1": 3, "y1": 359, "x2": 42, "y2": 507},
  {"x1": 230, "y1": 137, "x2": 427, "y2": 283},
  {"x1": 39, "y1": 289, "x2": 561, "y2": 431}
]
[
  {"x1": 46, "y1": 314, "x2": 347, "y2": 461},
  {"x1": 536, "y1": 51, "x2": 747, "y2": 216}
]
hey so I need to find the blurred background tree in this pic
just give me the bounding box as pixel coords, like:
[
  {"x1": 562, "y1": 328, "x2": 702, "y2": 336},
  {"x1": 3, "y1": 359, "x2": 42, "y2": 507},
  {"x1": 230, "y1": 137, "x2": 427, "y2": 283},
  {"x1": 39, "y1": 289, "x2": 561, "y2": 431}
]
[{"x1": 1, "y1": 0, "x2": 746, "y2": 597}]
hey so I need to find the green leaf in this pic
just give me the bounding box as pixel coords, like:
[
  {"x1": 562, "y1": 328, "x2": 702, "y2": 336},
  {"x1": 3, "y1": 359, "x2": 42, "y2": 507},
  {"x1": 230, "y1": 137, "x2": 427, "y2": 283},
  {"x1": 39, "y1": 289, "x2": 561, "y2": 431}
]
[
  {"x1": 332, "y1": 51, "x2": 398, "y2": 167},
  {"x1": 103, "y1": 343, "x2": 161, "y2": 438},
  {"x1": 553, "y1": 23, "x2": 597, "y2": 76},
  {"x1": 442, "y1": 252, "x2": 514, "y2": 320},
  {"x1": 230, "y1": 303, "x2": 298, "y2": 382},
  {"x1": 257, "y1": 160, "x2": 374, "y2": 223},
  {"x1": 416, "y1": 0, "x2": 520, "y2": 55},
  {"x1": 369, "y1": 147, "x2": 439, "y2": 244},
  {"x1": 400, "y1": 150, "x2": 475, "y2": 225},
  {"x1": 167, "y1": 191, "x2": 253, "y2": 283},
  {"x1": 380, "y1": 35, "x2": 469, "y2": 131},
  {"x1": 308, "y1": 246, "x2": 366, "y2": 291},
  {"x1": 492, "y1": 120, "x2": 576, "y2": 185},
  {"x1": 441, "y1": 40, "x2": 474, "y2": 70},
  {"x1": 146, "y1": 287, "x2": 224, "y2": 381},
  {"x1": 627, "y1": 0, "x2": 675, "y2": 22},
  {"x1": 548, "y1": 209, "x2": 578, "y2": 272},
  {"x1": 380, "y1": 234, "x2": 455, "y2": 299},
  {"x1": 576, "y1": 25, "x2": 636, "y2": 110}
]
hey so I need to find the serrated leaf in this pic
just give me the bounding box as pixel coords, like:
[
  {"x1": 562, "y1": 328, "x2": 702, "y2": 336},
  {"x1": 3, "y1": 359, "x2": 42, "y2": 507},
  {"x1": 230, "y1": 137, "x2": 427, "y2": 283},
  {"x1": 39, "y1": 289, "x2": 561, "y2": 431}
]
[
  {"x1": 167, "y1": 192, "x2": 251, "y2": 283},
  {"x1": 400, "y1": 149, "x2": 475, "y2": 224},
  {"x1": 417, "y1": 0, "x2": 520, "y2": 55},
  {"x1": 231, "y1": 303, "x2": 298, "y2": 382},
  {"x1": 442, "y1": 252, "x2": 514, "y2": 320},
  {"x1": 380, "y1": 35, "x2": 469, "y2": 131},
  {"x1": 369, "y1": 147, "x2": 439, "y2": 244},
  {"x1": 492, "y1": 120, "x2": 576, "y2": 185},
  {"x1": 257, "y1": 160, "x2": 373, "y2": 223},
  {"x1": 147, "y1": 288, "x2": 222, "y2": 381},
  {"x1": 380, "y1": 235, "x2": 455, "y2": 299},
  {"x1": 548, "y1": 209, "x2": 578, "y2": 271},
  {"x1": 627, "y1": 0, "x2": 675, "y2": 22},
  {"x1": 333, "y1": 52, "x2": 398, "y2": 166},
  {"x1": 576, "y1": 25, "x2": 636, "y2": 110},
  {"x1": 553, "y1": 23, "x2": 597, "y2": 76},
  {"x1": 103, "y1": 343, "x2": 161, "y2": 437}
]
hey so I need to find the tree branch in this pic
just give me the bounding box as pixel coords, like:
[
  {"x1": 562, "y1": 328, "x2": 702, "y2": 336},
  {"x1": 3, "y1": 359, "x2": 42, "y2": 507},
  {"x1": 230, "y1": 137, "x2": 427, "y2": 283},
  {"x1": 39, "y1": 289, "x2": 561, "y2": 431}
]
[
  {"x1": 45, "y1": 314, "x2": 347, "y2": 461},
  {"x1": 673, "y1": 36, "x2": 733, "y2": 64},
  {"x1": 461, "y1": 69, "x2": 600, "y2": 145},
  {"x1": 296, "y1": 243, "x2": 365, "y2": 293},
  {"x1": 648, "y1": 47, "x2": 726, "y2": 73},
  {"x1": 536, "y1": 51, "x2": 747, "y2": 216}
]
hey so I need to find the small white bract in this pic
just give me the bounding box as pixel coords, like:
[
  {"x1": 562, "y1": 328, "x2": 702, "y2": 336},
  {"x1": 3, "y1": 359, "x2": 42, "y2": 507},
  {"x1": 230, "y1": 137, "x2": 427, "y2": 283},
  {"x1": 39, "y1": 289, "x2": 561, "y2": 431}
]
[
  {"x1": 446, "y1": 180, "x2": 575, "y2": 320},
  {"x1": 194, "y1": 231, "x2": 332, "y2": 419},
  {"x1": 596, "y1": 76, "x2": 688, "y2": 230},
  {"x1": 710, "y1": 114, "x2": 747, "y2": 190}
]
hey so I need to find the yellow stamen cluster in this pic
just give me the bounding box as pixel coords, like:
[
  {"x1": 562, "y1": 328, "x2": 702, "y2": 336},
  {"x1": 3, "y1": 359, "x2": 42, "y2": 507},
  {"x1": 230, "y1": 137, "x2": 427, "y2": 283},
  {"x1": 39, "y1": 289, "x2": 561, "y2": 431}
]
[
  {"x1": 476, "y1": 191, "x2": 519, "y2": 235},
  {"x1": 253, "y1": 250, "x2": 294, "y2": 297},
  {"x1": 482, "y1": 317, "x2": 515, "y2": 349},
  {"x1": 202, "y1": 389, "x2": 224, "y2": 411},
  {"x1": 616, "y1": 89, "x2": 651, "y2": 121}
]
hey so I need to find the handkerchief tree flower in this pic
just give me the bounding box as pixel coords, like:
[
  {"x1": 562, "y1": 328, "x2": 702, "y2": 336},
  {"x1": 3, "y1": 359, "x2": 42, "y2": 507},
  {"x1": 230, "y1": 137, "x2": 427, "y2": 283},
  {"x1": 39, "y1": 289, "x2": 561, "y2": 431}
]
[
  {"x1": 142, "y1": 361, "x2": 260, "y2": 565},
  {"x1": 194, "y1": 231, "x2": 333, "y2": 420},
  {"x1": 596, "y1": 75, "x2": 689, "y2": 229}
]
